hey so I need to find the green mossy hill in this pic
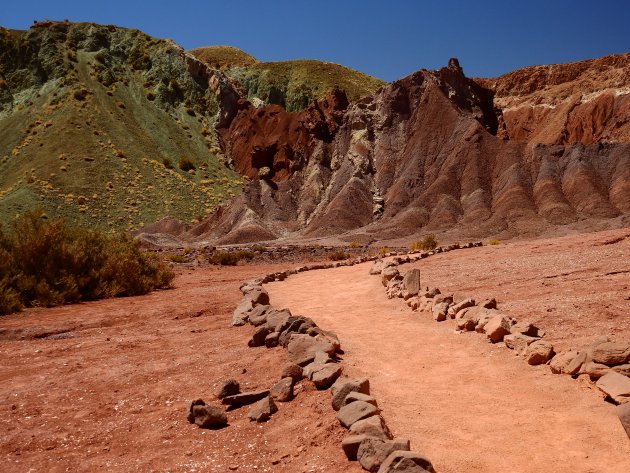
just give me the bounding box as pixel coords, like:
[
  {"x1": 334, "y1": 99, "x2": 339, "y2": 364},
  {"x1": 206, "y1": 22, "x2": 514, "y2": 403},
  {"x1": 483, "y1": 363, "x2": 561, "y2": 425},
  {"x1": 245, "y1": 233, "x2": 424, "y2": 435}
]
[
  {"x1": 188, "y1": 45, "x2": 259, "y2": 70},
  {"x1": 189, "y1": 47, "x2": 386, "y2": 112},
  {"x1": 0, "y1": 21, "x2": 245, "y2": 232}
]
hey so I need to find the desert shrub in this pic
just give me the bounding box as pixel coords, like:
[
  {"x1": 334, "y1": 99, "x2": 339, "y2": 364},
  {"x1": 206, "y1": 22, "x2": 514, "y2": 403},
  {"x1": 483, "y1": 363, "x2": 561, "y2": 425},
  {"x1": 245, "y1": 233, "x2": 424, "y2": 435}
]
[
  {"x1": 488, "y1": 239, "x2": 501, "y2": 245},
  {"x1": 410, "y1": 234, "x2": 438, "y2": 251},
  {"x1": 250, "y1": 244, "x2": 266, "y2": 252},
  {"x1": 349, "y1": 241, "x2": 361, "y2": 249},
  {"x1": 330, "y1": 250, "x2": 350, "y2": 261},
  {"x1": 168, "y1": 254, "x2": 189, "y2": 264},
  {"x1": 146, "y1": 91, "x2": 156, "y2": 101},
  {"x1": 0, "y1": 211, "x2": 173, "y2": 315},
  {"x1": 162, "y1": 158, "x2": 174, "y2": 169},
  {"x1": 178, "y1": 158, "x2": 196, "y2": 172},
  {"x1": 210, "y1": 250, "x2": 255, "y2": 266},
  {"x1": 378, "y1": 246, "x2": 390, "y2": 256}
]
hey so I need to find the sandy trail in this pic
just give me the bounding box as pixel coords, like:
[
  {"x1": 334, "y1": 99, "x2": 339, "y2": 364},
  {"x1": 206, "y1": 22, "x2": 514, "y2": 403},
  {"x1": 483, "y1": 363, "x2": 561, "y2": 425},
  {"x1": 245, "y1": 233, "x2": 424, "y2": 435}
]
[{"x1": 266, "y1": 260, "x2": 630, "y2": 473}]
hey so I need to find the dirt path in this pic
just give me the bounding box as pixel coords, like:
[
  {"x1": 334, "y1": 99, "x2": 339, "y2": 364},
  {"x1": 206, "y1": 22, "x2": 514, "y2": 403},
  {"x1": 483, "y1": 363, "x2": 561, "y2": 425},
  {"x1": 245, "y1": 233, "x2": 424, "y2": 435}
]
[{"x1": 266, "y1": 249, "x2": 630, "y2": 473}]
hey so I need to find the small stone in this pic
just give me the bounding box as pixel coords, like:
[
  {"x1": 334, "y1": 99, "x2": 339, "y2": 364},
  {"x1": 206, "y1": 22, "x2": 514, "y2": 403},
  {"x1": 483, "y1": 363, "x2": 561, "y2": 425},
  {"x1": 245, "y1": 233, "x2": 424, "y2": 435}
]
[
  {"x1": 331, "y1": 377, "x2": 370, "y2": 411},
  {"x1": 281, "y1": 363, "x2": 304, "y2": 382},
  {"x1": 589, "y1": 341, "x2": 630, "y2": 366},
  {"x1": 342, "y1": 434, "x2": 369, "y2": 461},
  {"x1": 504, "y1": 333, "x2": 540, "y2": 355},
  {"x1": 549, "y1": 350, "x2": 579, "y2": 374},
  {"x1": 526, "y1": 340, "x2": 555, "y2": 365},
  {"x1": 378, "y1": 450, "x2": 436, "y2": 473},
  {"x1": 596, "y1": 371, "x2": 630, "y2": 404},
  {"x1": 187, "y1": 400, "x2": 227, "y2": 429},
  {"x1": 216, "y1": 380, "x2": 240, "y2": 399},
  {"x1": 248, "y1": 326, "x2": 271, "y2": 347},
  {"x1": 349, "y1": 415, "x2": 393, "y2": 440},
  {"x1": 337, "y1": 400, "x2": 380, "y2": 428},
  {"x1": 616, "y1": 403, "x2": 630, "y2": 439},
  {"x1": 357, "y1": 437, "x2": 410, "y2": 473},
  {"x1": 264, "y1": 331, "x2": 279, "y2": 348},
  {"x1": 248, "y1": 396, "x2": 277, "y2": 422},
  {"x1": 270, "y1": 377, "x2": 294, "y2": 402},
  {"x1": 311, "y1": 363, "x2": 343, "y2": 389},
  {"x1": 222, "y1": 390, "x2": 269, "y2": 407},
  {"x1": 484, "y1": 315, "x2": 513, "y2": 343},
  {"x1": 342, "y1": 392, "x2": 378, "y2": 408}
]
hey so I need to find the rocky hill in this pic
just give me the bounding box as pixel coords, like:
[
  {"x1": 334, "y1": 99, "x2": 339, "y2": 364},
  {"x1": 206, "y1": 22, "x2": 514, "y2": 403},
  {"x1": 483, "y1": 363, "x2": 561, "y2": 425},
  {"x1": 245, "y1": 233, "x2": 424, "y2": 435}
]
[
  {"x1": 183, "y1": 55, "x2": 630, "y2": 245},
  {"x1": 189, "y1": 47, "x2": 385, "y2": 113},
  {"x1": 0, "y1": 21, "x2": 245, "y2": 231}
]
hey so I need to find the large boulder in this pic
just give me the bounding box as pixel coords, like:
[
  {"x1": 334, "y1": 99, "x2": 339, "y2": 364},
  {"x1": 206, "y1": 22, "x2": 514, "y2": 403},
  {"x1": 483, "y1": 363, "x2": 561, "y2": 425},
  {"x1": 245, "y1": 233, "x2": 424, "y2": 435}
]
[
  {"x1": 596, "y1": 371, "x2": 630, "y2": 404},
  {"x1": 377, "y1": 451, "x2": 436, "y2": 473},
  {"x1": 248, "y1": 396, "x2": 277, "y2": 422},
  {"x1": 350, "y1": 415, "x2": 393, "y2": 440},
  {"x1": 342, "y1": 434, "x2": 369, "y2": 461},
  {"x1": 357, "y1": 437, "x2": 411, "y2": 473},
  {"x1": 337, "y1": 400, "x2": 380, "y2": 428},
  {"x1": 331, "y1": 377, "x2": 370, "y2": 411},
  {"x1": 187, "y1": 399, "x2": 228, "y2": 429},
  {"x1": 287, "y1": 333, "x2": 338, "y2": 366}
]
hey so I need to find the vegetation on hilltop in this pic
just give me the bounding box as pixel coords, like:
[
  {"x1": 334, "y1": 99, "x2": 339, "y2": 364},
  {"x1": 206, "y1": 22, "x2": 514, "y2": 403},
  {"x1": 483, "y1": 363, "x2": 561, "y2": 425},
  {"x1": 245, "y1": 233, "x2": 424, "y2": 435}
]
[
  {"x1": 0, "y1": 22, "x2": 245, "y2": 232},
  {"x1": 0, "y1": 211, "x2": 174, "y2": 315},
  {"x1": 189, "y1": 47, "x2": 386, "y2": 112}
]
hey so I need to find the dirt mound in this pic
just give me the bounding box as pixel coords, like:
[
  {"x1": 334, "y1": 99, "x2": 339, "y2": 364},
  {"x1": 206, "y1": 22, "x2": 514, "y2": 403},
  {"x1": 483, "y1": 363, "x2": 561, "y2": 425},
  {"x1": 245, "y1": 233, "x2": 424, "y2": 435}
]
[
  {"x1": 188, "y1": 45, "x2": 259, "y2": 70},
  {"x1": 190, "y1": 57, "x2": 630, "y2": 244}
]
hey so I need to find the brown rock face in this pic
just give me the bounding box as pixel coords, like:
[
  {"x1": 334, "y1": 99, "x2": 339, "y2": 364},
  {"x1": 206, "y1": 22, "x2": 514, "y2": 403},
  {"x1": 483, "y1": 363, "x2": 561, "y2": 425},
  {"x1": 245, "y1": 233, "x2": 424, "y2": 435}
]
[{"x1": 187, "y1": 55, "x2": 630, "y2": 244}]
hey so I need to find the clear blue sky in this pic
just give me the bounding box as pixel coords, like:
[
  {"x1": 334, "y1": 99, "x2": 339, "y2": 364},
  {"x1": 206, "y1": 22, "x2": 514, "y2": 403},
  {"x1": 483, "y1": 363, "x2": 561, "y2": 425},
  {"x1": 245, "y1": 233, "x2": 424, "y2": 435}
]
[{"x1": 2, "y1": 0, "x2": 629, "y2": 81}]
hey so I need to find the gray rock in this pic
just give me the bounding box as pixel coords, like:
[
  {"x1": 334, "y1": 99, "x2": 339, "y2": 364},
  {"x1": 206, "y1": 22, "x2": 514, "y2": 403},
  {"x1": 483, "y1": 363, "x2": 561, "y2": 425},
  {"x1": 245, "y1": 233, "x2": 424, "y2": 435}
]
[
  {"x1": 281, "y1": 363, "x2": 303, "y2": 382},
  {"x1": 270, "y1": 377, "x2": 294, "y2": 402},
  {"x1": 350, "y1": 415, "x2": 393, "y2": 440},
  {"x1": 248, "y1": 396, "x2": 277, "y2": 422},
  {"x1": 342, "y1": 392, "x2": 378, "y2": 408},
  {"x1": 381, "y1": 268, "x2": 400, "y2": 287},
  {"x1": 265, "y1": 309, "x2": 292, "y2": 332},
  {"x1": 596, "y1": 371, "x2": 630, "y2": 404},
  {"x1": 337, "y1": 400, "x2": 380, "y2": 428},
  {"x1": 370, "y1": 260, "x2": 385, "y2": 275},
  {"x1": 617, "y1": 402, "x2": 630, "y2": 439},
  {"x1": 222, "y1": 389, "x2": 270, "y2": 407},
  {"x1": 287, "y1": 333, "x2": 337, "y2": 366},
  {"x1": 246, "y1": 287, "x2": 270, "y2": 306},
  {"x1": 484, "y1": 315, "x2": 513, "y2": 343},
  {"x1": 504, "y1": 333, "x2": 540, "y2": 354},
  {"x1": 232, "y1": 298, "x2": 254, "y2": 326},
  {"x1": 248, "y1": 326, "x2": 271, "y2": 347},
  {"x1": 358, "y1": 437, "x2": 410, "y2": 473},
  {"x1": 216, "y1": 379, "x2": 240, "y2": 399},
  {"x1": 264, "y1": 331, "x2": 279, "y2": 348},
  {"x1": 314, "y1": 350, "x2": 333, "y2": 364},
  {"x1": 526, "y1": 340, "x2": 555, "y2": 365},
  {"x1": 187, "y1": 399, "x2": 228, "y2": 429},
  {"x1": 248, "y1": 304, "x2": 270, "y2": 326},
  {"x1": 377, "y1": 450, "x2": 436, "y2": 473},
  {"x1": 331, "y1": 377, "x2": 370, "y2": 411},
  {"x1": 342, "y1": 434, "x2": 369, "y2": 461},
  {"x1": 401, "y1": 269, "x2": 421, "y2": 298},
  {"x1": 311, "y1": 363, "x2": 343, "y2": 389},
  {"x1": 589, "y1": 341, "x2": 630, "y2": 366}
]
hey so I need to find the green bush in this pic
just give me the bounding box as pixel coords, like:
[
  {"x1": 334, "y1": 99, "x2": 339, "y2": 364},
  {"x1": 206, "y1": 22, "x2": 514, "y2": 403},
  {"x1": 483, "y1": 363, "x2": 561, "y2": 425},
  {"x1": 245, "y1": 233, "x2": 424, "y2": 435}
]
[
  {"x1": 179, "y1": 158, "x2": 196, "y2": 172},
  {"x1": 210, "y1": 250, "x2": 255, "y2": 266},
  {"x1": 0, "y1": 211, "x2": 174, "y2": 315},
  {"x1": 410, "y1": 234, "x2": 438, "y2": 251},
  {"x1": 330, "y1": 250, "x2": 350, "y2": 261}
]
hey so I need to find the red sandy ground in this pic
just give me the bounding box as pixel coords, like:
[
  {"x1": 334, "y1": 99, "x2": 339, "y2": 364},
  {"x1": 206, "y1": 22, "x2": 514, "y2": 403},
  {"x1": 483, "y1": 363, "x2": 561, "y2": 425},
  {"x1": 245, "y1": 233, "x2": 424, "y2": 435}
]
[
  {"x1": 0, "y1": 265, "x2": 362, "y2": 473},
  {"x1": 1, "y1": 228, "x2": 629, "y2": 472}
]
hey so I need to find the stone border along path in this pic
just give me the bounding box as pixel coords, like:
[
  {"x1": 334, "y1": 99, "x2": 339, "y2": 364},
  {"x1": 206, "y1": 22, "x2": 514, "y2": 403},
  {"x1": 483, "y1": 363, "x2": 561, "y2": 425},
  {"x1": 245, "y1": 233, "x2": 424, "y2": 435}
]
[
  {"x1": 375, "y1": 259, "x2": 630, "y2": 416},
  {"x1": 189, "y1": 242, "x2": 483, "y2": 473},
  {"x1": 188, "y1": 240, "x2": 630, "y2": 472}
]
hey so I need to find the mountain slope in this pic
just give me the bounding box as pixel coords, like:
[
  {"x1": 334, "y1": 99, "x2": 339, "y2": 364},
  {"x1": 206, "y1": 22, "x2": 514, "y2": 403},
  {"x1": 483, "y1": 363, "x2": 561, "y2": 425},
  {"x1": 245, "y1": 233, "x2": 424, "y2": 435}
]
[
  {"x1": 0, "y1": 21, "x2": 244, "y2": 231},
  {"x1": 190, "y1": 47, "x2": 385, "y2": 113},
  {"x1": 184, "y1": 56, "x2": 630, "y2": 244}
]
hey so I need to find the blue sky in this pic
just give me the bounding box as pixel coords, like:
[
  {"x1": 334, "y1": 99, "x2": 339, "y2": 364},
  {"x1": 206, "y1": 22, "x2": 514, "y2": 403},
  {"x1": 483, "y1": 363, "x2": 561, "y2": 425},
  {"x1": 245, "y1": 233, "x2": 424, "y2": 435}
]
[{"x1": 2, "y1": 0, "x2": 629, "y2": 81}]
